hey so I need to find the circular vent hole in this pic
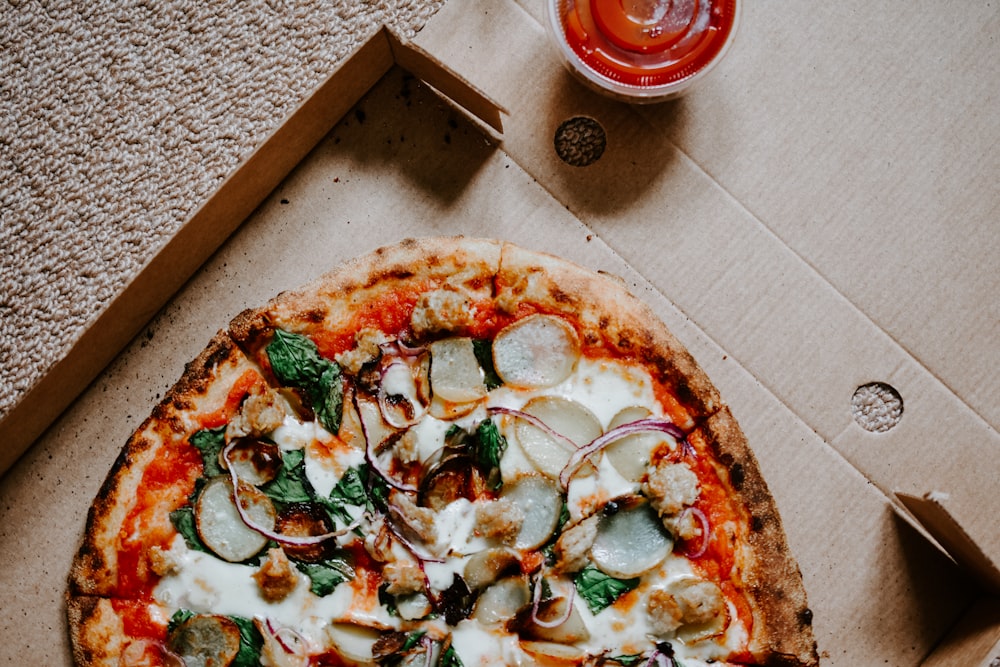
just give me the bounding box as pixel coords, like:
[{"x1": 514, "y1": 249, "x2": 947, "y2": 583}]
[
  {"x1": 851, "y1": 382, "x2": 903, "y2": 433},
  {"x1": 554, "y1": 116, "x2": 607, "y2": 167}
]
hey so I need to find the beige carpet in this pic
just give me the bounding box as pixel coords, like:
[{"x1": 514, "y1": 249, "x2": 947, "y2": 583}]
[{"x1": 0, "y1": 0, "x2": 446, "y2": 422}]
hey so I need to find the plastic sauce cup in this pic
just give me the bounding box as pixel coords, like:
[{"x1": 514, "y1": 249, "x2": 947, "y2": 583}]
[{"x1": 547, "y1": 0, "x2": 740, "y2": 102}]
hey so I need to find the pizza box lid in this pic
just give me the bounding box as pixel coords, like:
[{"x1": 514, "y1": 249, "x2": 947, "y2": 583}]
[{"x1": 1, "y1": 0, "x2": 998, "y2": 665}]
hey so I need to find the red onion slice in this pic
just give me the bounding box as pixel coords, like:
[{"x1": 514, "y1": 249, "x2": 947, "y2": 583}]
[
  {"x1": 223, "y1": 441, "x2": 360, "y2": 545},
  {"x1": 263, "y1": 618, "x2": 310, "y2": 656},
  {"x1": 681, "y1": 506, "x2": 711, "y2": 559},
  {"x1": 559, "y1": 418, "x2": 686, "y2": 489},
  {"x1": 354, "y1": 394, "x2": 418, "y2": 493},
  {"x1": 530, "y1": 569, "x2": 576, "y2": 629},
  {"x1": 487, "y1": 406, "x2": 579, "y2": 451},
  {"x1": 378, "y1": 358, "x2": 426, "y2": 429}
]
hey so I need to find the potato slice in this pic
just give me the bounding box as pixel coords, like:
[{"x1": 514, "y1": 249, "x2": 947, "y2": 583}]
[
  {"x1": 604, "y1": 406, "x2": 669, "y2": 482},
  {"x1": 464, "y1": 547, "x2": 521, "y2": 590},
  {"x1": 514, "y1": 596, "x2": 590, "y2": 644},
  {"x1": 196, "y1": 476, "x2": 275, "y2": 563},
  {"x1": 516, "y1": 396, "x2": 602, "y2": 479},
  {"x1": 430, "y1": 337, "x2": 487, "y2": 403},
  {"x1": 501, "y1": 474, "x2": 563, "y2": 550},
  {"x1": 473, "y1": 576, "x2": 532, "y2": 625},
  {"x1": 167, "y1": 614, "x2": 241, "y2": 667},
  {"x1": 590, "y1": 502, "x2": 672, "y2": 578},
  {"x1": 324, "y1": 623, "x2": 382, "y2": 664},
  {"x1": 492, "y1": 315, "x2": 579, "y2": 389},
  {"x1": 519, "y1": 641, "x2": 585, "y2": 667}
]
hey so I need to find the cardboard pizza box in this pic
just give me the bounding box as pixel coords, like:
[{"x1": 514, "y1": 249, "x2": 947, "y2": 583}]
[{"x1": 1, "y1": 0, "x2": 998, "y2": 665}]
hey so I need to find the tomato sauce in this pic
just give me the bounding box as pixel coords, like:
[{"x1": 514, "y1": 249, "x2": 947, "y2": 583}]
[
  {"x1": 551, "y1": 0, "x2": 739, "y2": 99},
  {"x1": 199, "y1": 368, "x2": 267, "y2": 429},
  {"x1": 115, "y1": 441, "x2": 202, "y2": 598}
]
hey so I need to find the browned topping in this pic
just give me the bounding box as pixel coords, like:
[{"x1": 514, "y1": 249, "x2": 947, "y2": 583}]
[{"x1": 253, "y1": 548, "x2": 298, "y2": 602}]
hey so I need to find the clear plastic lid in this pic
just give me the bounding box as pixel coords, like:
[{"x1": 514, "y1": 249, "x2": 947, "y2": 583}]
[{"x1": 547, "y1": 0, "x2": 740, "y2": 102}]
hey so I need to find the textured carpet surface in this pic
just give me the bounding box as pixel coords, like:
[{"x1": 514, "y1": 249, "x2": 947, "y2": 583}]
[{"x1": 0, "y1": 0, "x2": 446, "y2": 420}]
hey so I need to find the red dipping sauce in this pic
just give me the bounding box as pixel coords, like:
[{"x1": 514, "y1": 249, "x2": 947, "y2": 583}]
[{"x1": 547, "y1": 0, "x2": 740, "y2": 102}]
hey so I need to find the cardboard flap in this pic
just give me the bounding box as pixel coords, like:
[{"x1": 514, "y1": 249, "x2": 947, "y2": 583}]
[
  {"x1": 897, "y1": 491, "x2": 1000, "y2": 594},
  {"x1": 385, "y1": 28, "x2": 506, "y2": 134}
]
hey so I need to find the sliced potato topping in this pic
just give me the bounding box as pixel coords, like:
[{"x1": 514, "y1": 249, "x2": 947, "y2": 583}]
[
  {"x1": 605, "y1": 406, "x2": 668, "y2": 482},
  {"x1": 515, "y1": 396, "x2": 601, "y2": 480},
  {"x1": 590, "y1": 501, "x2": 673, "y2": 578},
  {"x1": 492, "y1": 314, "x2": 579, "y2": 389},
  {"x1": 429, "y1": 337, "x2": 487, "y2": 404},
  {"x1": 195, "y1": 476, "x2": 275, "y2": 563},
  {"x1": 500, "y1": 474, "x2": 563, "y2": 551},
  {"x1": 167, "y1": 614, "x2": 241, "y2": 667}
]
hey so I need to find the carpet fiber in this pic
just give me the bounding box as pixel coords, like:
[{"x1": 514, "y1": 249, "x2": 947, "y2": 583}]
[{"x1": 0, "y1": 0, "x2": 446, "y2": 421}]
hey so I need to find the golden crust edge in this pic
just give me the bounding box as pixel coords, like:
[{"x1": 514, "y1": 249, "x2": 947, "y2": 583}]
[
  {"x1": 690, "y1": 408, "x2": 819, "y2": 667},
  {"x1": 66, "y1": 594, "x2": 125, "y2": 667},
  {"x1": 67, "y1": 330, "x2": 248, "y2": 597},
  {"x1": 229, "y1": 235, "x2": 504, "y2": 348}
]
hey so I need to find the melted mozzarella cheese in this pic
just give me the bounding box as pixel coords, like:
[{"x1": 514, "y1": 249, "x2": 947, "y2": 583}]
[
  {"x1": 566, "y1": 453, "x2": 640, "y2": 523},
  {"x1": 271, "y1": 414, "x2": 333, "y2": 451},
  {"x1": 304, "y1": 437, "x2": 365, "y2": 499},
  {"x1": 153, "y1": 536, "x2": 395, "y2": 646}
]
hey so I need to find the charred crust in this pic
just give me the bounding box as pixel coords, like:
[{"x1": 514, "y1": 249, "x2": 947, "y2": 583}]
[
  {"x1": 66, "y1": 594, "x2": 99, "y2": 664},
  {"x1": 730, "y1": 461, "x2": 746, "y2": 489},
  {"x1": 691, "y1": 409, "x2": 818, "y2": 666},
  {"x1": 365, "y1": 267, "x2": 415, "y2": 289}
]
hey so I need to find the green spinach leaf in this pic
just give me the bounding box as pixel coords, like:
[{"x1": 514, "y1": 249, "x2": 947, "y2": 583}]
[
  {"x1": 260, "y1": 448, "x2": 313, "y2": 505},
  {"x1": 472, "y1": 338, "x2": 503, "y2": 390},
  {"x1": 475, "y1": 419, "x2": 507, "y2": 490},
  {"x1": 573, "y1": 565, "x2": 640, "y2": 615},
  {"x1": 229, "y1": 615, "x2": 264, "y2": 667},
  {"x1": 189, "y1": 426, "x2": 226, "y2": 477},
  {"x1": 295, "y1": 555, "x2": 355, "y2": 597},
  {"x1": 166, "y1": 608, "x2": 195, "y2": 634},
  {"x1": 169, "y1": 507, "x2": 211, "y2": 554},
  {"x1": 266, "y1": 329, "x2": 343, "y2": 434},
  {"x1": 440, "y1": 644, "x2": 465, "y2": 667}
]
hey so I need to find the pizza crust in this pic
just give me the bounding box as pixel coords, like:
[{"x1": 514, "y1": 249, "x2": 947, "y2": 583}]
[
  {"x1": 66, "y1": 595, "x2": 126, "y2": 667},
  {"x1": 688, "y1": 408, "x2": 818, "y2": 666},
  {"x1": 68, "y1": 331, "x2": 258, "y2": 596}
]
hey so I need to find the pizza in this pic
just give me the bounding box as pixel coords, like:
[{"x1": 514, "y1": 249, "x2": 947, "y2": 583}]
[{"x1": 67, "y1": 237, "x2": 818, "y2": 667}]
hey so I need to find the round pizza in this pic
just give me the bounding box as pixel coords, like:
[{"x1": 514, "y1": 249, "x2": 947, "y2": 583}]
[{"x1": 67, "y1": 237, "x2": 818, "y2": 667}]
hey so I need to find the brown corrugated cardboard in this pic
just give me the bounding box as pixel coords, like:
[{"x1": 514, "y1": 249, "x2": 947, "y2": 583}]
[{"x1": 1, "y1": 0, "x2": 997, "y2": 665}]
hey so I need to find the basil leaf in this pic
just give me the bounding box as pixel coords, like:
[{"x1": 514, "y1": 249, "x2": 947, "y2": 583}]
[
  {"x1": 167, "y1": 608, "x2": 195, "y2": 634},
  {"x1": 472, "y1": 338, "x2": 503, "y2": 390},
  {"x1": 260, "y1": 449, "x2": 313, "y2": 505},
  {"x1": 189, "y1": 426, "x2": 226, "y2": 477},
  {"x1": 295, "y1": 556, "x2": 354, "y2": 597},
  {"x1": 606, "y1": 655, "x2": 647, "y2": 667},
  {"x1": 400, "y1": 630, "x2": 426, "y2": 652},
  {"x1": 440, "y1": 644, "x2": 465, "y2": 667},
  {"x1": 573, "y1": 565, "x2": 640, "y2": 614},
  {"x1": 325, "y1": 465, "x2": 368, "y2": 525},
  {"x1": 169, "y1": 507, "x2": 211, "y2": 554},
  {"x1": 475, "y1": 419, "x2": 507, "y2": 484},
  {"x1": 229, "y1": 615, "x2": 264, "y2": 667},
  {"x1": 266, "y1": 329, "x2": 344, "y2": 434}
]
